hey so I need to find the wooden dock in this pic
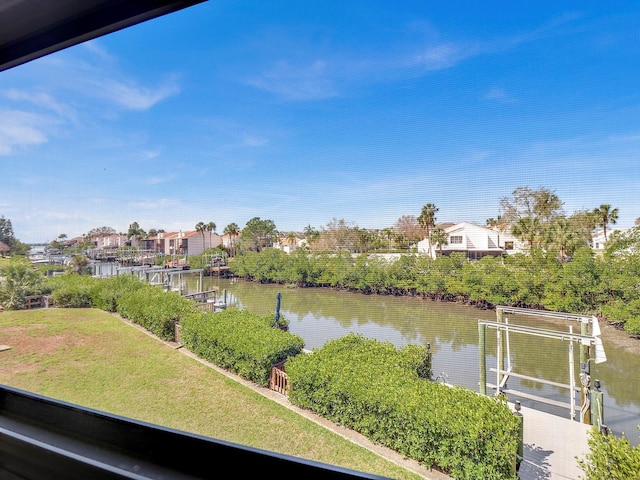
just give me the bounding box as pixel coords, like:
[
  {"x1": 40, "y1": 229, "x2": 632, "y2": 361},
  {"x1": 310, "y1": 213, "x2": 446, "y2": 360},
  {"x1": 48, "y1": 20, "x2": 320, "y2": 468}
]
[{"x1": 513, "y1": 401, "x2": 592, "y2": 480}]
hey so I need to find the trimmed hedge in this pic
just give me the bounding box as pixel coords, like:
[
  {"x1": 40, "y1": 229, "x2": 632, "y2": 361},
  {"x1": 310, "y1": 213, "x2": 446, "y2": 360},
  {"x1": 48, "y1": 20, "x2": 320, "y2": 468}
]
[
  {"x1": 89, "y1": 274, "x2": 146, "y2": 312},
  {"x1": 286, "y1": 334, "x2": 519, "y2": 480},
  {"x1": 43, "y1": 274, "x2": 519, "y2": 478},
  {"x1": 117, "y1": 284, "x2": 197, "y2": 341},
  {"x1": 45, "y1": 274, "x2": 95, "y2": 308},
  {"x1": 180, "y1": 308, "x2": 305, "y2": 387}
]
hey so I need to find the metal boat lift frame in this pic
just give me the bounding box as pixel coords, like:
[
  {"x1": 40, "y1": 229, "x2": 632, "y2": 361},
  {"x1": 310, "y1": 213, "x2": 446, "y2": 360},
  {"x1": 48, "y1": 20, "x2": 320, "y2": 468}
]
[{"x1": 478, "y1": 306, "x2": 606, "y2": 423}]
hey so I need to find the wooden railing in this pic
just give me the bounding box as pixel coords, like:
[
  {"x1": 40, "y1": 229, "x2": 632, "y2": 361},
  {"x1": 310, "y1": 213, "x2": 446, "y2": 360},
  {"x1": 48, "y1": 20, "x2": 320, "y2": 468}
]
[{"x1": 24, "y1": 295, "x2": 53, "y2": 309}]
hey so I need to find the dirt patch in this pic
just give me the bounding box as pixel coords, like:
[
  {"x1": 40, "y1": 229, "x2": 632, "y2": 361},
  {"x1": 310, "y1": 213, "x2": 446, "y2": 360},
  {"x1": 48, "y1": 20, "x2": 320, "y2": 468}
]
[
  {"x1": 600, "y1": 322, "x2": 640, "y2": 354},
  {"x1": 0, "y1": 324, "x2": 87, "y2": 375}
]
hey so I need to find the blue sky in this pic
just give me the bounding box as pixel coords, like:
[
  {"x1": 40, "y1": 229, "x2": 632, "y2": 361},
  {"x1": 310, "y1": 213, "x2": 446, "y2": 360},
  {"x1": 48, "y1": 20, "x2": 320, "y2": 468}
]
[{"x1": 1, "y1": 1, "x2": 639, "y2": 243}]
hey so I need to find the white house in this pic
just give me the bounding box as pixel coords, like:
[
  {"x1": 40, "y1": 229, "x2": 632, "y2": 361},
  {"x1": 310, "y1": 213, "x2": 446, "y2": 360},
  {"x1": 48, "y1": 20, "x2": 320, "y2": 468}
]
[
  {"x1": 417, "y1": 222, "x2": 523, "y2": 259},
  {"x1": 95, "y1": 234, "x2": 127, "y2": 249},
  {"x1": 273, "y1": 235, "x2": 304, "y2": 254},
  {"x1": 590, "y1": 228, "x2": 627, "y2": 255}
]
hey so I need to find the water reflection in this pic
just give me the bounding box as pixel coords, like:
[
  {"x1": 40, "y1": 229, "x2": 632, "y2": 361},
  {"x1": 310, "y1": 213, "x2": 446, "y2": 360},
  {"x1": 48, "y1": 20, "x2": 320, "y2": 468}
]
[{"x1": 189, "y1": 277, "x2": 639, "y2": 444}]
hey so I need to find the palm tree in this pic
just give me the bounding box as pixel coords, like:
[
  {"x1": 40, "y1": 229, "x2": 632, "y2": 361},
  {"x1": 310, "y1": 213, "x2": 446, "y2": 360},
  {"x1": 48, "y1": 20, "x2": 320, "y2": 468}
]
[
  {"x1": 223, "y1": 223, "x2": 239, "y2": 256},
  {"x1": 510, "y1": 217, "x2": 542, "y2": 249},
  {"x1": 486, "y1": 216, "x2": 502, "y2": 229},
  {"x1": 303, "y1": 224, "x2": 319, "y2": 247},
  {"x1": 430, "y1": 227, "x2": 448, "y2": 256},
  {"x1": 206, "y1": 221, "x2": 216, "y2": 249},
  {"x1": 381, "y1": 227, "x2": 394, "y2": 252},
  {"x1": 593, "y1": 204, "x2": 619, "y2": 242},
  {"x1": 418, "y1": 203, "x2": 438, "y2": 256},
  {"x1": 545, "y1": 218, "x2": 580, "y2": 262},
  {"x1": 127, "y1": 222, "x2": 146, "y2": 246},
  {"x1": 195, "y1": 222, "x2": 206, "y2": 249}
]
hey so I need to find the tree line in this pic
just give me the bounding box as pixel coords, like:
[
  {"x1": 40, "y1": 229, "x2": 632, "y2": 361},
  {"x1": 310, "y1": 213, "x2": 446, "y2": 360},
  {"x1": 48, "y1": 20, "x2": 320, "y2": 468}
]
[
  {"x1": 229, "y1": 235, "x2": 640, "y2": 338},
  {"x1": 14, "y1": 185, "x2": 631, "y2": 260}
]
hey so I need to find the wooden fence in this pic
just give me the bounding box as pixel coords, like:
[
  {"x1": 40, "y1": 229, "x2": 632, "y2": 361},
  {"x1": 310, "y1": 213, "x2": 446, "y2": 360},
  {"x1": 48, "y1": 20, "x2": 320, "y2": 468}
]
[
  {"x1": 269, "y1": 361, "x2": 290, "y2": 395},
  {"x1": 24, "y1": 295, "x2": 53, "y2": 309}
]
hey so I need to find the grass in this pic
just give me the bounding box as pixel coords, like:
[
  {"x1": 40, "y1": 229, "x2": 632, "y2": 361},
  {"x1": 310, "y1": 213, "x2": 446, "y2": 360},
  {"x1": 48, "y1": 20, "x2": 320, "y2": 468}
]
[{"x1": 0, "y1": 307, "x2": 424, "y2": 480}]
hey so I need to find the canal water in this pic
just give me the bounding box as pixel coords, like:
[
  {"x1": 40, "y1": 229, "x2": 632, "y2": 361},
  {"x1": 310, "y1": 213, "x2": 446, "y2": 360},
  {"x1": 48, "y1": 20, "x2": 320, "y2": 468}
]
[{"x1": 192, "y1": 276, "x2": 640, "y2": 445}]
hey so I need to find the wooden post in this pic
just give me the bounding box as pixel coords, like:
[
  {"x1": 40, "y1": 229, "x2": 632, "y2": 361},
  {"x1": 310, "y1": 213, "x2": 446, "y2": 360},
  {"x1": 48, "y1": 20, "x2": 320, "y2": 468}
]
[
  {"x1": 591, "y1": 381, "x2": 604, "y2": 430},
  {"x1": 513, "y1": 402, "x2": 524, "y2": 474},
  {"x1": 479, "y1": 323, "x2": 486, "y2": 395},
  {"x1": 580, "y1": 318, "x2": 589, "y2": 364}
]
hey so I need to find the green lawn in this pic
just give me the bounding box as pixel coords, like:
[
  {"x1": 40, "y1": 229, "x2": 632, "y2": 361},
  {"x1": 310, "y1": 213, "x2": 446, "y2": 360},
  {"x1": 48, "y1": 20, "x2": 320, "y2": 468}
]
[{"x1": 0, "y1": 308, "x2": 424, "y2": 480}]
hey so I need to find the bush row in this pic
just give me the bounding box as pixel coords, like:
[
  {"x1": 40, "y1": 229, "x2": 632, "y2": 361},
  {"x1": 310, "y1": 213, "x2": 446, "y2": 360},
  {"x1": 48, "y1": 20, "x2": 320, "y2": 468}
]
[
  {"x1": 116, "y1": 284, "x2": 195, "y2": 341},
  {"x1": 229, "y1": 247, "x2": 640, "y2": 336},
  {"x1": 42, "y1": 274, "x2": 304, "y2": 384},
  {"x1": 180, "y1": 309, "x2": 305, "y2": 386},
  {"x1": 42, "y1": 273, "x2": 640, "y2": 478},
  {"x1": 286, "y1": 334, "x2": 518, "y2": 479}
]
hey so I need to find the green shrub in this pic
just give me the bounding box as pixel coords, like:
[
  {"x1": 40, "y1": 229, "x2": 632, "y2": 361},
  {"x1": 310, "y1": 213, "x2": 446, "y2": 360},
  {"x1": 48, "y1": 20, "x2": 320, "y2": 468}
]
[
  {"x1": 578, "y1": 426, "x2": 640, "y2": 479},
  {"x1": 117, "y1": 285, "x2": 196, "y2": 340},
  {"x1": 286, "y1": 334, "x2": 518, "y2": 480},
  {"x1": 89, "y1": 275, "x2": 146, "y2": 312},
  {"x1": 0, "y1": 258, "x2": 44, "y2": 309},
  {"x1": 181, "y1": 308, "x2": 305, "y2": 386},
  {"x1": 46, "y1": 274, "x2": 95, "y2": 308}
]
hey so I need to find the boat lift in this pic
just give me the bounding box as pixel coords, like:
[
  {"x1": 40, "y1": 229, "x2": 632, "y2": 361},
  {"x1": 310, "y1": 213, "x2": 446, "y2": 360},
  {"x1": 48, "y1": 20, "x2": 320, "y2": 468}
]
[
  {"x1": 478, "y1": 306, "x2": 607, "y2": 426},
  {"x1": 115, "y1": 266, "x2": 206, "y2": 295}
]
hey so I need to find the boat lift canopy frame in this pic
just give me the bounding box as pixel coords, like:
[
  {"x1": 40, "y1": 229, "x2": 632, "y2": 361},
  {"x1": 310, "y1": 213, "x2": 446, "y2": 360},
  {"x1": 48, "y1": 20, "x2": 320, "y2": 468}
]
[{"x1": 478, "y1": 306, "x2": 606, "y2": 422}]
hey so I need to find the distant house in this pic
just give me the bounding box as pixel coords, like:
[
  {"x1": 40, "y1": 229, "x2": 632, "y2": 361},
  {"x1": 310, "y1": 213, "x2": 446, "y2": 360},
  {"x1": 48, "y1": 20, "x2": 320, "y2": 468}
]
[
  {"x1": 160, "y1": 230, "x2": 222, "y2": 256},
  {"x1": 139, "y1": 232, "x2": 177, "y2": 254},
  {"x1": 0, "y1": 240, "x2": 10, "y2": 256},
  {"x1": 417, "y1": 222, "x2": 522, "y2": 260},
  {"x1": 94, "y1": 234, "x2": 127, "y2": 250},
  {"x1": 221, "y1": 231, "x2": 241, "y2": 251},
  {"x1": 590, "y1": 228, "x2": 627, "y2": 255},
  {"x1": 274, "y1": 234, "x2": 303, "y2": 254}
]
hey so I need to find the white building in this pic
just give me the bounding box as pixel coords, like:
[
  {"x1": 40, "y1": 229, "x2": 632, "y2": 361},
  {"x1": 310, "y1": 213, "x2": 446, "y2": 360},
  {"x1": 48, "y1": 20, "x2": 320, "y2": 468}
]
[{"x1": 417, "y1": 222, "x2": 523, "y2": 259}]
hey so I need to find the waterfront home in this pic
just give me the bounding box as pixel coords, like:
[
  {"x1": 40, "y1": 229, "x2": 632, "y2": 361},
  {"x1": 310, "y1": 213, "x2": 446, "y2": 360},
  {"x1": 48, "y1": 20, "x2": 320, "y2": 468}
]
[
  {"x1": 159, "y1": 230, "x2": 222, "y2": 256},
  {"x1": 417, "y1": 221, "x2": 523, "y2": 259},
  {"x1": 590, "y1": 227, "x2": 627, "y2": 255},
  {"x1": 94, "y1": 234, "x2": 128, "y2": 250},
  {"x1": 273, "y1": 234, "x2": 304, "y2": 254}
]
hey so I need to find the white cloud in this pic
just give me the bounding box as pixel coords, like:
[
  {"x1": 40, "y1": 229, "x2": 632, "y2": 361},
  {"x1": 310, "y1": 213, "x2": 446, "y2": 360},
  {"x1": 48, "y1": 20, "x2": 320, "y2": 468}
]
[
  {"x1": 143, "y1": 149, "x2": 161, "y2": 160},
  {"x1": 247, "y1": 60, "x2": 338, "y2": 101},
  {"x1": 483, "y1": 88, "x2": 517, "y2": 103},
  {"x1": 0, "y1": 109, "x2": 48, "y2": 155},
  {"x1": 127, "y1": 198, "x2": 180, "y2": 210},
  {"x1": 95, "y1": 77, "x2": 180, "y2": 110},
  {"x1": 241, "y1": 132, "x2": 268, "y2": 147},
  {"x1": 416, "y1": 43, "x2": 473, "y2": 71},
  {"x1": 143, "y1": 175, "x2": 176, "y2": 185},
  {"x1": 2, "y1": 89, "x2": 76, "y2": 120}
]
